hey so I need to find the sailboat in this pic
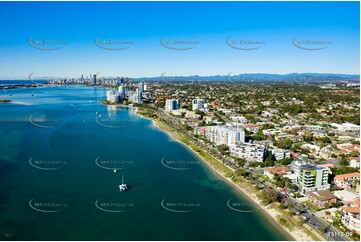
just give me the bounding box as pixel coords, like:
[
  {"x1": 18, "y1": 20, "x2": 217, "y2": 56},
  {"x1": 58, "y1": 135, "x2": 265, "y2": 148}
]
[{"x1": 119, "y1": 173, "x2": 128, "y2": 192}]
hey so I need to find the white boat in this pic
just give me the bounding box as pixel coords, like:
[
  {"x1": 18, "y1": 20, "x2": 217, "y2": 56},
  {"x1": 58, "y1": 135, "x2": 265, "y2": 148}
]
[
  {"x1": 114, "y1": 169, "x2": 117, "y2": 173},
  {"x1": 119, "y1": 174, "x2": 128, "y2": 192}
]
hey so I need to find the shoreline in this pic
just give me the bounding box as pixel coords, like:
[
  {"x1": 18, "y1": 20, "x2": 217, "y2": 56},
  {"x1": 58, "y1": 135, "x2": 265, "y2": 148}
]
[{"x1": 137, "y1": 109, "x2": 320, "y2": 241}]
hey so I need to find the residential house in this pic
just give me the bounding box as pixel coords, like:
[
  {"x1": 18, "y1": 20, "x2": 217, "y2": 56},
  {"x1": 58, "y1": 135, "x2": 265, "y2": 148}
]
[
  {"x1": 349, "y1": 157, "x2": 360, "y2": 169},
  {"x1": 307, "y1": 190, "x2": 337, "y2": 207},
  {"x1": 340, "y1": 206, "x2": 360, "y2": 233},
  {"x1": 264, "y1": 166, "x2": 291, "y2": 180},
  {"x1": 334, "y1": 173, "x2": 360, "y2": 190},
  {"x1": 243, "y1": 123, "x2": 263, "y2": 133}
]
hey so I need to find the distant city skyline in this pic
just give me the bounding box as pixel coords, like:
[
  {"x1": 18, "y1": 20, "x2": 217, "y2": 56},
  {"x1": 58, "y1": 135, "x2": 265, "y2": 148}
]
[{"x1": 0, "y1": 1, "x2": 359, "y2": 79}]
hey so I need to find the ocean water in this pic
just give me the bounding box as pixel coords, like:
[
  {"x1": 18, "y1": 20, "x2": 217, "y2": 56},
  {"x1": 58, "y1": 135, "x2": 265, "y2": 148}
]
[
  {"x1": 0, "y1": 86, "x2": 291, "y2": 241},
  {"x1": 0, "y1": 80, "x2": 48, "y2": 86}
]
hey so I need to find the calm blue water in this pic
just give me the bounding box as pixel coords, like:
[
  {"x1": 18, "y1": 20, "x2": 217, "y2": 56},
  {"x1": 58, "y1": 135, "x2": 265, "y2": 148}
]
[
  {"x1": 0, "y1": 80, "x2": 47, "y2": 86},
  {"x1": 0, "y1": 86, "x2": 291, "y2": 241}
]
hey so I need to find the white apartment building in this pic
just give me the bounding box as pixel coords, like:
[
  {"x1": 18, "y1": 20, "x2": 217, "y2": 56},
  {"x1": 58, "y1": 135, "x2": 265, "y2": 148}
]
[
  {"x1": 135, "y1": 88, "x2": 142, "y2": 103},
  {"x1": 303, "y1": 125, "x2": 324, "y2": 132},
  {"x1": 128, "y1": 88, "x2": 142, "y2": 103},
  {"x1": 118, "y1": 86, "x2": 125, "y2": 100},
  {"x1": 341, "y1": 123, "x2": 360, "y2": 132},
  {"x1": 192, "y1": 99, "x2": 208, "y2": 111},
  {"x1": 334, "y1": 173, "x2": 360, "y2": 189},
  {"x1": 330, "y1": 123, "x2": 360, "y2": 133},
  {"x1": 340, "y1": 206, "x2": 360, "y2": 232},
  {"x1": 269, "y1": 148, "x2": 290, "y2": 160},
  {"x1": 346, "y1": 82, "x2": 360, "y2": 87},
  {"x1": 229, "y1": 142, "x2": 266, "y2": 163},
  {"x1": 298, "y1": 164, "x2": 330, "y2": 194},
  {"x1": 138, "y1": 82, "x2": 144, "y2": 92},
  {"x1": 291, "y1": 154, "x2": 308, "y2": 176},
  {"x1": 106, "y1": 90, "x2": 120, "y2": 103},
  {"x1": 165, "y1": 99, "x2": 179, "y2": 112},
  {"x1": 230, "y1": 116, "x2": 248, "y2": 124},
  {"x1": 107, "y1": 90, "x2": 114, "y2": 101},
  {"x1": 206, "y1": 126, "x2": 245, "y2": 146},
  {"x1": 349, "y1": 158, "x2": 360, "y2": 168}
]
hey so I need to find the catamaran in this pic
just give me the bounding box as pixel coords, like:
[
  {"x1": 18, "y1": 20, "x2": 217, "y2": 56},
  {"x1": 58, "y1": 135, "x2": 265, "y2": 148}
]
[{"x1": 119, "y1": 173, "x2": 128, "y2": 192}]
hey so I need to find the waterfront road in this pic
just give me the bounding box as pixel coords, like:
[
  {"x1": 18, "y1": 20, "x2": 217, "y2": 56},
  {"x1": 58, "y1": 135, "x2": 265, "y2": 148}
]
[{"x1": 156, "y1": 107, "x2": 350, "y2": 241}]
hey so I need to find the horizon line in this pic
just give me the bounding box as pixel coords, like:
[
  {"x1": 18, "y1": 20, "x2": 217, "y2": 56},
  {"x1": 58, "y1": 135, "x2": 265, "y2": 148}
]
[{"x1": 0, "y1": 72, "x2": 360, "y2": 81}]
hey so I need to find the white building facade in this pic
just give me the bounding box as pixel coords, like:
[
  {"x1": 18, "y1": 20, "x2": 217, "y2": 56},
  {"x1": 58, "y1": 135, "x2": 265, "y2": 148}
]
[
  {"x1": 192, "y1": 99, "x2": 208, "y2": 111},
  {"x1": 165, "y1": 99, "x2": 179, "y2": 112},
  {"x1": 229, "y1": 142, "x2": 267, "y2": 163},
  {"x1": 298, "y1": 164, "x2": 330, "y2": 194}
]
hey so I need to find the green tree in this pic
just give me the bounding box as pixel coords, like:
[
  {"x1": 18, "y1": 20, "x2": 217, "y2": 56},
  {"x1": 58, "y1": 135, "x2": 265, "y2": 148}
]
[
  {"x1": 277, "y1": 157, "x2": 292, "y2": 166},
  {"x1": 259, "y1": 189, "x2": 277, "y2": 205},
  {"x1": 339, "y1": 156, "x2": 350, "y2": 167},
  {"x1": 264, "y1": 153, "x2": 275, "y2": 167},
  {"x1": 217, "y1": 144, "x2": 229, "y2": 155}
]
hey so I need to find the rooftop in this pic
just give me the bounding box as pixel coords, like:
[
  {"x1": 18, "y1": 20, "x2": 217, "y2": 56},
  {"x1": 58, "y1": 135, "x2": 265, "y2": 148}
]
[
  {"x1": 351, "y1": 198, "x2": 360, "y2": 208},
  {"x1": 265, "y1": 166, "x2": 290, "y2": 176},
  {"x1": 307, "y1": 190, "x2": 336, "y2": 201},
  {"x1": 341, "y1": 206, "x2": 360, "y2": 214},
  {"x1": 333, "y1": 190, "x2": 359, "y2": 202},
  {"x1": 335, "y1": 172, "x2": 360, "y2": 182}
]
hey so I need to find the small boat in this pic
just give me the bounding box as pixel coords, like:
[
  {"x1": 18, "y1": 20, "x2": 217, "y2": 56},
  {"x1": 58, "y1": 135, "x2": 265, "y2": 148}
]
[
  {"x1": 119, "y1": 173, "x2": 128, "y2": 192},
  {"x1": 114, "y1": 169, "x2": 117, "y2": 173}
]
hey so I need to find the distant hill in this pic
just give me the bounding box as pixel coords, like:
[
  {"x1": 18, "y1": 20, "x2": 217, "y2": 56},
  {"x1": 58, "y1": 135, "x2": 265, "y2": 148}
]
[{"x1": 136, "y1": 73, "x2": 360, "y2": 83}]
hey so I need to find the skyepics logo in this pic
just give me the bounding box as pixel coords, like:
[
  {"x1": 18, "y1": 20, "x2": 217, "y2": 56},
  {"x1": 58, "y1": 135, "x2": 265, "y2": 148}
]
[
  {"x1": 29, "y1": 199, "x2": 68, "y2": 213},
  {"x1": 226, "y1": 37, "x2": 265, "y2": 50},
  {"x1": 29, "y1": 114, "x2": 67, "y2": 128},
  {"x1": 95, "y1": 113, "x2": 129, "y2": 128},
  {"x1": 95, "y1": 199, "x2": 134, "y2": 213},
  {"x1": 226, "y1": 199, "x2": 254, "y2": 213},
  {"x1": 160, "y1": 72, "x2": 198, "y2": 84},
  {"x1": 29, "y1": 157, "x2": 67, "y2": 171},
  {"x1": 161, "y1": 156, "x2": 200, "y2": 171},
  {"x1": 28, "y1": 72, "x2": 52, "y2": 85},
  {"x1": 160, "y1": 37, "x2": 199, "y2": 50},
  {"x1": 160, "y1": 72, "x2": 176, "y2": 84},
  {"x1": 226, "y1": 73, "x2": 253, "y2": 83},
  {"x1": 292, "y1": 36, "x2": 331, "y2": 50},
  {"x1": 226, "y1": 72, "x2": 242, "y2": 84},
  {"x1": 292, "y1": 73, "x2": 299, "y2": 82},
  {"x1": 4, "y1": 233, "x2": 15, "y2": 238},
  {"x1": 95, "y1": 157, "x2": 133, "y2": 170},
  {"x1": 94, "y1": 37, "x2": 134, "y2": 50},
  {"x1": 161, "y1": 199, "x2": 200, "y2": 213},
  {"x1": 28, "y1": 37, "x2": 68, "y2": 51}
]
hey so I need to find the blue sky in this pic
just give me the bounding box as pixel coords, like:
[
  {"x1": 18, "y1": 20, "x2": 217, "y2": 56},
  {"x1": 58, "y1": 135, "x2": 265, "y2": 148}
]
[{"x1": 0, "y1": 1, "x2": 359, "y2": 79}]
